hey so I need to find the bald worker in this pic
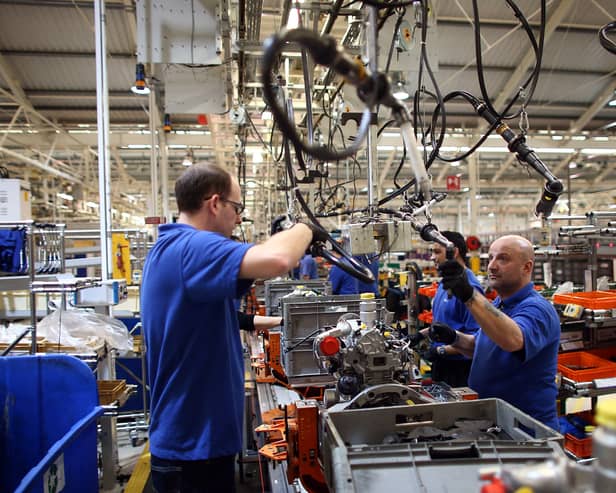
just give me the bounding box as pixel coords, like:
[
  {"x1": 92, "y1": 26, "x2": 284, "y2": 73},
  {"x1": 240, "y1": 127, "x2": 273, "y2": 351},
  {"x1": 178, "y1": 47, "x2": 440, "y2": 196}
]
[{"x1": 430, "y1": 235, "x2": 560, "y2": 430}]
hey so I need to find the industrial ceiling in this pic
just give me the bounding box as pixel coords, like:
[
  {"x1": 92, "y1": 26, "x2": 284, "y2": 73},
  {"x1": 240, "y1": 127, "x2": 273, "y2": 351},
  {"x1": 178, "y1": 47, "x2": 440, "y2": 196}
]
[{"x1": 0, "y1": 0, "x2": 614, "y2": 239}]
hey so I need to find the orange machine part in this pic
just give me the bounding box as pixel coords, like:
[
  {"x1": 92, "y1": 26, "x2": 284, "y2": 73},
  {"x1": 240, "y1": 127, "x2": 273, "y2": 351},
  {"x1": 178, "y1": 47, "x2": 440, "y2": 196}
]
[
  {"x1": 286, "y1": 401, "x2": 328, "y2": 493},
  {"x1": 256, "y1": 402, "x2": 328, "y2": 492}
]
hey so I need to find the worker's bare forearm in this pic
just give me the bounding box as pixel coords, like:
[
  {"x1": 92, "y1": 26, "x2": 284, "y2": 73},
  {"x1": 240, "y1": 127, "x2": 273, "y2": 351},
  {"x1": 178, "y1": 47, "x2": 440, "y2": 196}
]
[
  {"x1": 464, "y1": 290, "x2": 524, "y2": 352},
  {"x1": 240, "y1": 223, "x2": 312, "y2": 279},
  {"x1": 451, "y1": 332, "x2": 475, "y2": 358}
]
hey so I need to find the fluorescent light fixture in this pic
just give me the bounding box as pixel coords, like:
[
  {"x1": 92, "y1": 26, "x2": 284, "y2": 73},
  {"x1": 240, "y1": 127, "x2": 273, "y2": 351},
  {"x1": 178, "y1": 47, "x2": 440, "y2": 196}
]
[
  {"x1": 127, "y1": 144, "x2": 151, "y2": 149},
  {"x1": 86, "y1": 201, "x2": 99, "y2": 209},
  {"x1": 440, "y1": 146, "x2": 471, "y2": 153},
  {"x1": 450, "y1": 162, "x2": 460, "y2": 167},
  {"x1": 56, "y1": 192, "x2": 74, "y2": 201},
  {"x1": 592, "y1": 136, "x2": 609, "y2": 141},
  {"x1": 287, "y1": 8, "x2": 300, "y2": 29},
  {"x1": 571, "y1": 135, "x2": 587, "y2": 141},
  {"x1": 182, "y1": 149, "x2": 195, "y2": 166},
  {"x1": 580, "y1": 148, "x2": 616, "y2": 155},
  {"x1": 608, "y1": 99, "x2": 616, "y2": 107},
  {"x1": 392, "y1": 81, "x2": 410, "y2": 101},
  {"x1": 252, "y1": 150, "x2": 263, "y2": 164}
]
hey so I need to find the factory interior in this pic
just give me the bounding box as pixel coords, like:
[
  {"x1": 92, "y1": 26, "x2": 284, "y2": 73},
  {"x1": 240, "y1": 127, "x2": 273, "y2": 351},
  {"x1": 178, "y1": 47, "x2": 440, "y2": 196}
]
[{"x1": 1, "y1": 0, "x2": 616, "y2": 492}]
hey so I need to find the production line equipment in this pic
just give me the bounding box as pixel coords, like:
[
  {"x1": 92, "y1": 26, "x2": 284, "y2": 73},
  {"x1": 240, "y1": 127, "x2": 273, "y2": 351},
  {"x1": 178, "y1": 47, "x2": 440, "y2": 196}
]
[
  {"x1": 250, "y1": 291, "x2": 584, "y2": 493},
  {"x1": 259, "y1": 0, "x2": 564, "y2": 280}
]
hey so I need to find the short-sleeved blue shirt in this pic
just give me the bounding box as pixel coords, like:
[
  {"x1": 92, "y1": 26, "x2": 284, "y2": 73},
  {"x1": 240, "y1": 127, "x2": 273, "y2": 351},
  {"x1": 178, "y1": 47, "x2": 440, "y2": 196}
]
[
  {"x1": 299, "y1": 254, "x2": 318, "y2": 279},
  {"x1": 469, "y1": 282, "x2": 560, "y2": 430},
  {"x1": 329, "y1": 263, "x2": 359, "y2": 295},
  {"x1": 431, "y1": 268, "x2": 482, "y2": 360},
  {"x1": 356, "y1": 255, "x2": 380, "y2": 296},
  {"x1": 141, "y1": 223, "x2": 253, "y2": 460}
]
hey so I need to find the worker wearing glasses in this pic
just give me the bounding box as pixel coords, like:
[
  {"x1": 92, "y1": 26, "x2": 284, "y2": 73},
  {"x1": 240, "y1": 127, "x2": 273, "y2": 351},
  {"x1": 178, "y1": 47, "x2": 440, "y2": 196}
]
[{"x1": 141, "y1": 163, "x2": 326, "y2": 492}]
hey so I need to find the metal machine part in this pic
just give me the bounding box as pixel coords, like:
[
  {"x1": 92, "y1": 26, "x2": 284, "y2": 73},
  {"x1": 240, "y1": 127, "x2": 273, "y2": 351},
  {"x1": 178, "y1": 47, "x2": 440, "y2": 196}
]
[{"x1": 314, "y1": 315, "x2": 416, "y2": 403}]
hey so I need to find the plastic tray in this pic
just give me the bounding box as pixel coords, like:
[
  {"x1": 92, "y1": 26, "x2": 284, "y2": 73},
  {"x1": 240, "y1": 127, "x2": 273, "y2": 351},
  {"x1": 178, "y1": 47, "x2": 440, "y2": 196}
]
[
  {"x1": 264, "y1": 279, "x2": 331, "y2": 315},
  {"x1": 588, "y1": 346, "x2": 616, "y2": 363},
  {"x1": 553, "y1": 290, "x2": 616, "y2": 310},
  {"x1": 557, "y1": 351, "x2": 616, "y2": 382},
  {"x1": 418, "y1": 282, "x2": 438, "y2": 298},
  {"x1": 321, "y1": 398, "x2": 563, "y2": 493},
  {"x1": 565, "y1": 433, "x2": 593, "y2": 458}
]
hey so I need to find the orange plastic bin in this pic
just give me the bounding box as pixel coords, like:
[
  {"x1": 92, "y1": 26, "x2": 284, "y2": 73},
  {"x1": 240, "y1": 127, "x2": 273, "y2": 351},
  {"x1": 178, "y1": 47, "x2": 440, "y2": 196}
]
[{"x1": 558, "y1": 351, "x2": 616, "y2": 382}]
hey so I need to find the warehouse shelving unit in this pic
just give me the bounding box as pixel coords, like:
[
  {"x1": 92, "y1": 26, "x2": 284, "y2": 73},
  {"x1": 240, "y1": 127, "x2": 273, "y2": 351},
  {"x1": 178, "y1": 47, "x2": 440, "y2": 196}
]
[{"x1": 0, "y1": 221, "x2": 66, "y2": 354}]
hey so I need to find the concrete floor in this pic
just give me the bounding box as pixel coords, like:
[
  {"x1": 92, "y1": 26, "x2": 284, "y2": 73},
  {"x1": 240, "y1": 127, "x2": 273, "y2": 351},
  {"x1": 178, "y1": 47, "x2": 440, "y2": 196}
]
[{"x1": 113, "y1": 429, "x2": 272, "y2": 493}]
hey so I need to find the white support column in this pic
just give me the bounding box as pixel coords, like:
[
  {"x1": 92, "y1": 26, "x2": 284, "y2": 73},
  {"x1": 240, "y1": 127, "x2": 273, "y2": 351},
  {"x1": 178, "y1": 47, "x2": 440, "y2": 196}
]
[
  {"x1": 94, "y1": 4, "x2": 117, "y2": 490},
  {"x1": 95, "y1": 0, "x2": 112, "y2": 281},
  {"x1": 159, "y1": 131, "x2": 170, "y2": 222},
  {"x1": 468, "y1": 153, "x2": 478, "y2": 237},
  {"x1": 149, "y1": 83, "x2": 159, "y2": 220}
]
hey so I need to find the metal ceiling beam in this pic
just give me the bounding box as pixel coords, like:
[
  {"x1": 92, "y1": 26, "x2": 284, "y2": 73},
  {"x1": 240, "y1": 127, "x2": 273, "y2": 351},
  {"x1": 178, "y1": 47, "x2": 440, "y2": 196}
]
[
  {"x1": 121, "y1": 0, "x2": 137, "y2": 47},
  {"x1": 569, "y1": 79, "x2": 616, "y2": 134},
  {"x1": 490, "y1": 0, "x2": 575, "y2": 114},
  {"x1": 0, "y1": 0, "x2": 131, "y2": 9},
  {"x1": 439, "y1": 62, "x2": 610, "y2": 78},
  {"x1": 0, "y1": 145, "x2": 82, "y2": 183},
  {"x1": 552, "y1": 151, "x2": 580, "y2": 175},
  {"x1": 0, "y1": 53, "x2": 48, "y2": 128},
  {"x1": 436, "y1": 15, "x2": 607, "y2": 34},
  {"x1": 378, "y1": 149, "x2": 396, "y2": 189},
  {"x1": 490, "y1": 154, "x2": 517, "y2": 183},
  {"x1": 593, "y1": 164, "x2": 615, "y2": 186},
  {"x1": 0, "y1": 50, "x2": 134, "y2": 59}
]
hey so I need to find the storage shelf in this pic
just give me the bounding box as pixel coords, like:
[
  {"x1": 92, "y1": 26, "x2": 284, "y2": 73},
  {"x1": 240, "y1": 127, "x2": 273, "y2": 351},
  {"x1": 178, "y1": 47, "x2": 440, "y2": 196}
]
[{"x1": 0, "y1": 274, "x2": 58, "y2": 291}]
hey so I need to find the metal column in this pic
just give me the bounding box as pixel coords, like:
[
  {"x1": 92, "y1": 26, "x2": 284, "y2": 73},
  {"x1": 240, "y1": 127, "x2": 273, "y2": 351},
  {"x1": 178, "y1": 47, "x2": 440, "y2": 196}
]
[{"x1": 94, "y1": 2, "x2": 118, "y2": 489}]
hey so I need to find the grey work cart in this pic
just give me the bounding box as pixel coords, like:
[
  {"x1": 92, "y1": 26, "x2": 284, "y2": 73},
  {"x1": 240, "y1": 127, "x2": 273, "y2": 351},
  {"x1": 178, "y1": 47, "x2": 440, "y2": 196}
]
[{"x1": 322, "y1": 398, "x2": 564, "y2": 493}]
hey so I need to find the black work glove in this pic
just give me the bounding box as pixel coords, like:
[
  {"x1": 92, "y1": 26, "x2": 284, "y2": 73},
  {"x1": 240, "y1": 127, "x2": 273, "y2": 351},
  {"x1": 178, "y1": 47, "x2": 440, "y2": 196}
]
[
  {"x1": 429, "y1": 322, "x2": 458, "y2": 345},
  {"x1": 438, "y1": 259, "x2": 474, "y2": 303},
  {"x1": 271, "y1": 214, "x2": 294, "y2": 235},
  {"x1": 421, "y1": 346, "x2": 440, "y2": 362},
  {"x1": 299, "y1": 220, "x2": 329, "y2": 244},
  {"x1": 408, "y1": 332, "x2": 425, "y2": 348}
]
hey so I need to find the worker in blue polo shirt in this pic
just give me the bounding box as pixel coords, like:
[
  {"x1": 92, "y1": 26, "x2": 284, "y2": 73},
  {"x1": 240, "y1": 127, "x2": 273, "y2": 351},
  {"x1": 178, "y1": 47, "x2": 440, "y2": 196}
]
[
  {"x1": 431, "y1": 234, "x2": 560, "y2": 430},
  {"x1": 408, "y1": 231, "x2": 482, "y2": 387},
  {"x1": 356, "y1": 253, "x2": 380, "y2": 296},
  {"x1": 141, "y1": 163, "x2": 327, "y2": 492},
  {"x1": 299, "y1": 253, "x2": 318, "y2": 279},
  {"x1": 328, "y1": 242, "x2": 359, "y2": 294}
]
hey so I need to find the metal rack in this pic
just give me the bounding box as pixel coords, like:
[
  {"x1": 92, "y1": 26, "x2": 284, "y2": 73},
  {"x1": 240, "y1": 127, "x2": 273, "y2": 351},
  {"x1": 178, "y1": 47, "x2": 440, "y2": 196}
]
[
  {"x1": 0, "y1": 220, "x2": 66, "y2": 354},
  {"x1": 541, "y1": 210, "x2": 616, "y2": 290}
]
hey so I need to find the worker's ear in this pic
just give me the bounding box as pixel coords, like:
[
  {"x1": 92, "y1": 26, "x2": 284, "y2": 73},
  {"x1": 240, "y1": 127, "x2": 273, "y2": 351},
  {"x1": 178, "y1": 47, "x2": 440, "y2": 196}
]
[
  {"x1": 522, "y1": 258, "x2": 533, "y2": 274},
  {"x1": 203, "y1": 193, "x2": 221, "y2": 215}
]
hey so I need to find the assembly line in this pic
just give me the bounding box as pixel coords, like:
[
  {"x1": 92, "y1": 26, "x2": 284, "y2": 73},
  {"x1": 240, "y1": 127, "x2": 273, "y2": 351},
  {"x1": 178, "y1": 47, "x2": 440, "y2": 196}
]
[{"x1": 0, "y1": 1, "x2": 616, "y2": 493}]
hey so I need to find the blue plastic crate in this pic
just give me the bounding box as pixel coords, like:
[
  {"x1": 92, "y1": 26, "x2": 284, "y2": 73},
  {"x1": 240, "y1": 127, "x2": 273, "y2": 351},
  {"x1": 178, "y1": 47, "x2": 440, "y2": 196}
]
[{"x1": 0, "y1": 354, "x2": 103, "y2": 493}]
